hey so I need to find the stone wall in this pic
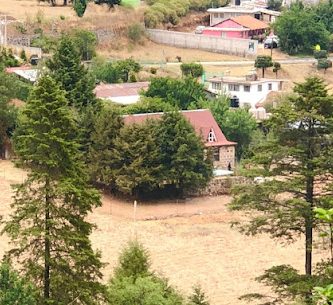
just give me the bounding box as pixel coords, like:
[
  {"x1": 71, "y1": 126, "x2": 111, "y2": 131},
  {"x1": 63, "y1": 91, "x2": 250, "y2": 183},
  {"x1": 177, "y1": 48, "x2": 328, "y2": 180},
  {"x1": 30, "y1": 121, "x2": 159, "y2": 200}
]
[
  {"x1": 214, "y1": 145, "x2": 235, "y2": 169},
  {"x1": 146, "y1": 29, "x2": 257, "y2": 57},
  {"x1": 192, "y1": 176, "x2": 251, "y2": 196}
]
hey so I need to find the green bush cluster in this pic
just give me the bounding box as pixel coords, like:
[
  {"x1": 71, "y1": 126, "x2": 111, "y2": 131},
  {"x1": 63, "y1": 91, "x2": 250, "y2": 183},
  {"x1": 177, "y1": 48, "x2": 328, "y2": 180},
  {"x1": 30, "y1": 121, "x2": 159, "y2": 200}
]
[
  {"x1": 0, "y1": 48, "x2": 19, "y2": 68},
  {"x1": 91, "y1": 57, "x2": 141, "y2": 83},
  {"x1": 144, "y1": 0, "x2": 228, "y2": 28},
  {"x1": 88, "y1": 109, "x2": 213, "y2": 198}
]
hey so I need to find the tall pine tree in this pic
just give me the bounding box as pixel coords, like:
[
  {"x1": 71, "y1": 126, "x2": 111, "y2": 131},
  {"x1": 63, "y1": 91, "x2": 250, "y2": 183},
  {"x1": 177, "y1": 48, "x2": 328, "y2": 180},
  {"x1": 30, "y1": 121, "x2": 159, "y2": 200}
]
[
  {"x1": 1, "y1": 75, "x2": 105, "y2": 305},
  {"x1": 46, "y1": 35, "x2": 96, "y2": 109},
  {"x1": 230, "y1": 76, "x2": 333, "y2": 304}
]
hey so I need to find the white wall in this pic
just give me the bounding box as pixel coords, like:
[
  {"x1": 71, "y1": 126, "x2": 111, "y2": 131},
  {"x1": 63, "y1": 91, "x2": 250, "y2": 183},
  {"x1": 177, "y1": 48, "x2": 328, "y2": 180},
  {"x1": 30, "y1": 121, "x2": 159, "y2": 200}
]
[
  {"x1": 209, "y1": 80, "x2": 282, "y2": 108},
  {"x1": 146, "y1": 29, "x2": 257, "y2": 57}
]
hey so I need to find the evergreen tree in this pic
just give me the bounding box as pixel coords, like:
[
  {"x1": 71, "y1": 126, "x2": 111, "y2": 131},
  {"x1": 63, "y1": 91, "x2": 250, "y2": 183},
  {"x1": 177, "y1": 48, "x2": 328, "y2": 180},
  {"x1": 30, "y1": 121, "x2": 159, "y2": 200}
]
[
  {"x1": 88, "y1": 106, "x2": 123, "y2": 189},
  {"x1": 230, "y1": 77, "x2": 333, "y2": 304},
  {"x1": 188, "y1": 286, "x2": 210, "y2": 305},
  {"x1": 107, "y1": 240, "x2": 184, "y2": 305},
  {"x1": 113, "y1": 119, "x2": 162, "y2": 197},
  {"x1": 157, "y1": 112, "x2": 213, "y2": 196},
  {"x1": 1, "y1": 75, "x2": 105, "y2": 305},
  {"x1": 46, "y1": 35, "x2": 97, "y2": 109},
  {"x1": 0, "y1": 262, "x2": 37, "y2": 305}
]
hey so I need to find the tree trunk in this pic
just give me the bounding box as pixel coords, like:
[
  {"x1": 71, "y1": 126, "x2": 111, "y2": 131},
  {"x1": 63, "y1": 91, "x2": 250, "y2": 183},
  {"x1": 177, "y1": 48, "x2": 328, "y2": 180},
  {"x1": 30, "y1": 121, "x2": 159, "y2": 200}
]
[
  {"x1": 63, "y1": 0, "x2": 68, "y2": 5},
  {"x1": 305, "y1": 121, "x2": 314, "y2": 277},
  {"x1": 262, "y1": 67, "x2": 265, "y2": 78},
  {"x1": 44, "y1": 178, "x2": 51, "y2": 301}
]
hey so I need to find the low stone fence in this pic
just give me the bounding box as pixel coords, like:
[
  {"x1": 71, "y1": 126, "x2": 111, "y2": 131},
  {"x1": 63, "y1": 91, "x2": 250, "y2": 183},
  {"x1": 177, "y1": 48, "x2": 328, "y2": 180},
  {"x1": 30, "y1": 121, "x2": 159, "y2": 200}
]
[
  {"x1": 193, "y1": 176, "x2": 251, "y2": 197},
  {"x1": 146, "y1": 29, "x2": 257, "y2": 57}
]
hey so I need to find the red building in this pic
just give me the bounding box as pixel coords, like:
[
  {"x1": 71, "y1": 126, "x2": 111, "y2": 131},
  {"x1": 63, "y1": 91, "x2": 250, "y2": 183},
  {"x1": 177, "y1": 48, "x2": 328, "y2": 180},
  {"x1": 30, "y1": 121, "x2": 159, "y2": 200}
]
[{"x1": 202, "y1": 15, "x2": 269, "y2": 39}]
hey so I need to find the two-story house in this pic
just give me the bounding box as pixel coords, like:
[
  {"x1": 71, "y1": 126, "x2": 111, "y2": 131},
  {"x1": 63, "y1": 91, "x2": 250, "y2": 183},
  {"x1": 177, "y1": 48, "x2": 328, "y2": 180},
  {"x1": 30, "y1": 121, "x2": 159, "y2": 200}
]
[{"x1": 207, "y1": 73, "x2": 284, "y2": 109}]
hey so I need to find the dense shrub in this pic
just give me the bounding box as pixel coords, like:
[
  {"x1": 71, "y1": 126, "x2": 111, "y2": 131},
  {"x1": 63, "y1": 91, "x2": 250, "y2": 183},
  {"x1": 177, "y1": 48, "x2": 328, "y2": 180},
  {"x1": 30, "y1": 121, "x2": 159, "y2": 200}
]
[
  {"x1": 180, "y1": 62, "x2": 204, "y2": 78},
  {"x1": 91, "y1": 57, "x2": 141, "y2": 83},
  {"x1": 127, "y1": 23, "x2": 145, "y2": 43},
  {"x1": 71, "y1": 29, "x2": 97, "y2": 60},
  {"x1": 0, "y1": 48, "x2": 19, "y2": 68}
]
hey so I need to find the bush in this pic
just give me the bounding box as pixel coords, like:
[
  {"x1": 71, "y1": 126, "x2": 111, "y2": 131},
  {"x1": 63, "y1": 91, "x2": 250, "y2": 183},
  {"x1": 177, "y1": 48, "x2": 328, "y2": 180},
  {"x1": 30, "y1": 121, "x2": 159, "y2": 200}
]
[
  {"x1": 317, "y1": 58, "x2": 332, "y2": 72},
  {"x1": 180, "y1": 63, "x2": 204, "y2": 78},
  {"x1": 71, "y1": 29, "x2": 97, "y2": 61},
  {"x1": 127, "y1": 23, "x2": 145, "y2": 43},
  {"x1": 0, "y1": 48, "x2": 19, "y2": 68},
  {"x1": 31, "y1": 35, "x2": 58, "y2": 53},
  {"x1": 20, "y1": 49, "x2": 27, "y2": 62},
  {"x1": 314, "y1": 49, "x2": 328, "y2": 59}
]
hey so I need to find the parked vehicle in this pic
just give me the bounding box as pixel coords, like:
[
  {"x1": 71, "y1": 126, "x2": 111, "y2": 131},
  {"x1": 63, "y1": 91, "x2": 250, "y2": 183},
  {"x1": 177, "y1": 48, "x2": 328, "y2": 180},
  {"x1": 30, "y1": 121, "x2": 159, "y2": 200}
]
[
  {"x1": 29, "y1": 55, "x2": 39, "y2": 66},
  {"x1": 195, "y1": 26, "x2": 206, "y2": 34},
  {"x1": 264, "y1": 36, "x2": 279, "y2": 49}
]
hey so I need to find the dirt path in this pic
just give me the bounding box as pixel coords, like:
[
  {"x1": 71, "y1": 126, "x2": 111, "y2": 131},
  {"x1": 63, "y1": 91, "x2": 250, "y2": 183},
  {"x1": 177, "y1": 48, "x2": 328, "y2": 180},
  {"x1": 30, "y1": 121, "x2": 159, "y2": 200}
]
[{"x1": 0, "y1": 160, "x2": 328, "y2": 305}]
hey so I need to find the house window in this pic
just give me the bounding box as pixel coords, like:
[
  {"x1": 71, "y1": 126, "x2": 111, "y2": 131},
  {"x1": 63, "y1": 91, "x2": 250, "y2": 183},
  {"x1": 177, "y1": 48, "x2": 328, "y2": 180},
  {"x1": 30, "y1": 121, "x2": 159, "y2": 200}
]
[
  {"x1": 212, "y1": 82, "x2": 222, "y2": 90},
  {"x1": 268, "y1": 83, "x2": 272, "y2": 90},
  {"x1": 213, "y1": 147, "x2": 220, "y2": 161},
  {"x1": 228, "y1": 84, "x2": 240, "y2": 91},
  {"x1": 214, "y1": 13, "x2": 219, "y2": 18},
  {"x1": 208, "y1": 128, "x2": 217, "y2": 143},
  {"x1": 219, "y1": 13, "x2": 224, "y2": 18},
  {"x1": 244, "y1": 85, "x2": 251, "y2": 92},
  {"x1": 258, "y1": 84, "x2": 262, "y2": 92}
]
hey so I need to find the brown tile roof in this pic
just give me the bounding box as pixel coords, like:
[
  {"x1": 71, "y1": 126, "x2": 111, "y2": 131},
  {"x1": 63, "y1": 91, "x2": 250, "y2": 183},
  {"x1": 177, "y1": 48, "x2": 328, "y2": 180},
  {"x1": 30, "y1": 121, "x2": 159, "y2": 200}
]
[
  {"x1": 123, "y1": 109, "x2": 236, "y2": 147},
  {"x1": 231, "y1": 15, "x2": 269, "y2": 30},
  {"x1": 94, "y1": 82, "x2": 150, "y2": 99}
]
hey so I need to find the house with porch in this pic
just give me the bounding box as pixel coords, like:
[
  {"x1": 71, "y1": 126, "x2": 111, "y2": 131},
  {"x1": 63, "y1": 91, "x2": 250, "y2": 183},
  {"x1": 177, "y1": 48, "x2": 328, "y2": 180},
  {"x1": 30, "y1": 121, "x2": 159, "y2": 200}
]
[
  {"x1": 202, "y1": 15, "x2": 269, "y2": 39},
  {"x1": 123, "y1": 109, "x2": 236, "y2": 170}
]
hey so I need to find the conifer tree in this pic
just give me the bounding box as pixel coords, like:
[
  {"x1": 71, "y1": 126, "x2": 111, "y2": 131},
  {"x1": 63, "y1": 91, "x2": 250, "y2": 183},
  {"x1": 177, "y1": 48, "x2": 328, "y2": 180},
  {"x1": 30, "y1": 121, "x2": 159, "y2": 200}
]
[
  {"x1": 1, "y1": 75, "x2": 105, "y2": 305},
  {"x1": 230, "y1": 77, "x2": 333, "y2": 304},
  {"x1": 46, "y1": 35, "x2": 96, "y2": 109},
  {"x1": 113, "y1": 119, "x2": 162, "y2": 197},
  {"x1": 158, "y1": 112, "x2": 213, "y2": 196},
  {"x1": 88, "y1": 106, "x2": 123, "y2": 189}
]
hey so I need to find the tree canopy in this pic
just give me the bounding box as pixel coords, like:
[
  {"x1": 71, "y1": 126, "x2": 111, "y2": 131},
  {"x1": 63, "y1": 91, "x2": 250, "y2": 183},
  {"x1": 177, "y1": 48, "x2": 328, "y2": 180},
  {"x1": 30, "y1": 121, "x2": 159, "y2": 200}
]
[
  {"x1": 274, "y1": 5, "x2": 330, "y2": 54},
  {"x1": 144, "y1": 77, "x2": 206, "y2": 109},
  {"x1": 47, "y1": 35, "x2": 97, "y2": 108}
]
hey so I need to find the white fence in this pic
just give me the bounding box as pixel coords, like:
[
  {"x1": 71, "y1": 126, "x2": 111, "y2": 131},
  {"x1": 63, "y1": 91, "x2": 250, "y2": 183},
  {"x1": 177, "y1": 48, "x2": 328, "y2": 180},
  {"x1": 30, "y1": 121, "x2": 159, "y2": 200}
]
[{"x1": 146, "y1": 29, "x2": 258, "y2": 57}]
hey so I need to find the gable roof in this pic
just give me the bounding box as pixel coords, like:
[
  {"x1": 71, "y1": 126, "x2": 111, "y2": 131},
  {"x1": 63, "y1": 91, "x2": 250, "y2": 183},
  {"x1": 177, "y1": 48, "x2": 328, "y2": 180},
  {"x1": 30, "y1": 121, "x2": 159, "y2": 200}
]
[
  {"x1": 123, "y1": 109, "x2": 236, "y2": 147},
  {"x1": 94, "y1": 82, "x2": 149, "y2": 99},
  {"x1": 231, "y1": 15, "x2": 269, "y2": 30}
]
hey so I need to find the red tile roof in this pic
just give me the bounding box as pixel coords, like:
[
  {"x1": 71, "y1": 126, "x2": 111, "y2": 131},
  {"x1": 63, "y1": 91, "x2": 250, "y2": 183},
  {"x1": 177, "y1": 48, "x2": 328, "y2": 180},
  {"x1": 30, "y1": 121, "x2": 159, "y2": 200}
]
[
  {"x1": 123, "y1": 109, "x2": 236, "y2": 147},
  {"x1": 94, "y1": 82, "x2": 150, "y2": 99},
  {"x1": 231, "y1": 15, "x2": 269, "y2": 30}
]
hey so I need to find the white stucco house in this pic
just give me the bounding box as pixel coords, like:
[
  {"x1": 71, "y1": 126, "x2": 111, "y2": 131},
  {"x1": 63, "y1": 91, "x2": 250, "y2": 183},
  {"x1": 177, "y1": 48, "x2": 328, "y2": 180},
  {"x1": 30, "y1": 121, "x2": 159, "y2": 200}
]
[{"x1": 207, "y1": 74, "x2": 284, "y2": 109}]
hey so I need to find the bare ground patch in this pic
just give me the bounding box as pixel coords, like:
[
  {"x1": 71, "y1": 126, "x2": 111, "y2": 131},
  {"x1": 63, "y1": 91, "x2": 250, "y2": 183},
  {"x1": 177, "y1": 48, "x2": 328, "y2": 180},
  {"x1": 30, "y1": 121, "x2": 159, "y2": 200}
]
[{"x1": 0, "y1": 160, "x2": 328, "y2": 305}]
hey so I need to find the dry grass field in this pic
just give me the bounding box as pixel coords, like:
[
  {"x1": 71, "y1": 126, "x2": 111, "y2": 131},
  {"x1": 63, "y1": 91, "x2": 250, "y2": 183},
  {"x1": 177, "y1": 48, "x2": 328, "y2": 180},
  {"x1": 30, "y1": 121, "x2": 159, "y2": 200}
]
[{"x1": 0, "y1": 160, "x2": 328, "y2": 305}]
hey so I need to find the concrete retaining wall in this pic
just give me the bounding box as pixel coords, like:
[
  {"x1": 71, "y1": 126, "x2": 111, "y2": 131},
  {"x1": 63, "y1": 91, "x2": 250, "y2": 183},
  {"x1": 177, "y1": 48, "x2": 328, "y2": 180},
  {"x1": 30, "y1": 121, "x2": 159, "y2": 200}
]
[{"x1": 146, "y1": 29, "x2": 257, "y2": 57}]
